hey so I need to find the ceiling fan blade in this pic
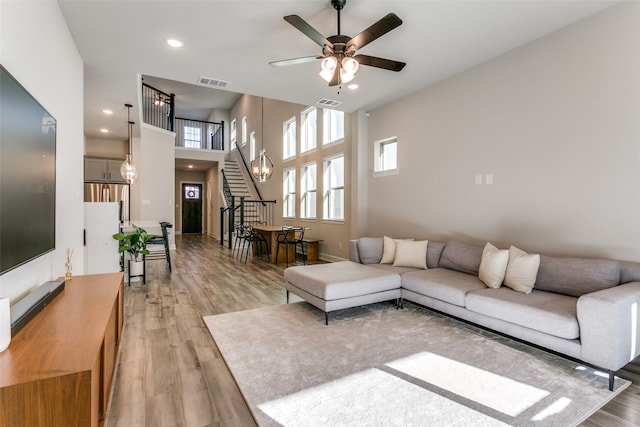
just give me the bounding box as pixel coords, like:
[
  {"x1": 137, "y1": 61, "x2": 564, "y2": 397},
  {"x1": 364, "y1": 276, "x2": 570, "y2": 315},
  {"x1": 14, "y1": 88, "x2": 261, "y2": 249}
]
[
  {"x1": 347, "y1": 13, "x2": 403, "y2": 51},
  {"x1": 329, "y1": 66, "x2": 340, "y2": 87},
  {"x1": 284, "y1": 15, "x2": 333, "y2": 49},
  {"x1": 269, "y1": 56, "x2": 320, "y2": 67},
  {"x1": 355, "y1": 54, "x2": 406, "y2": 72}
]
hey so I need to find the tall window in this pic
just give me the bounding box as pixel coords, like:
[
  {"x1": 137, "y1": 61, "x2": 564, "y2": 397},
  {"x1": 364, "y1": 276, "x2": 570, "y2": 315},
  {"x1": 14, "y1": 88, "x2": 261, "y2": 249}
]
[
  {"x1": 374, "y1": 137, "x2": 398, "y2": 173},
  {"x1": 183, "y1": 126, "x2": 201, "y2": 149},
  {"x1": 283, "y1": 168, "x2": 296, "y2": 218},
  {"x1": 249, "y1": 131, "x2": 256, "y2": 162},
  {"x1": 323, "y1": 109, "x2": 344, "y2": 145},
  {"x1": 241, "y1": 116, "x2": 247, "y2": 146},
  {"x1": 230, "y1": 118, "x2": 237, "y2": 150},
  {"x1": 300, "y1": 163, "x2": 317, "y2": 219},
  {"x1": 323, "y1": 155, "x2": 344, "y2": 220},
  {"x1": 301, "y1": 107, "x2": 317, "y2": 153},
  {"x1": 283, "y1": 117, "x2": 296, "y2": 159}
]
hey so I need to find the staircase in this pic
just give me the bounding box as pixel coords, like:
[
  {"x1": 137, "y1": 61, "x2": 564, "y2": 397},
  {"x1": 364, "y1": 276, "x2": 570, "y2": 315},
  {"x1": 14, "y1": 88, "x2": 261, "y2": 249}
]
[{"x1": 223, "y1": 159, "x2": 262, "y2": 225}]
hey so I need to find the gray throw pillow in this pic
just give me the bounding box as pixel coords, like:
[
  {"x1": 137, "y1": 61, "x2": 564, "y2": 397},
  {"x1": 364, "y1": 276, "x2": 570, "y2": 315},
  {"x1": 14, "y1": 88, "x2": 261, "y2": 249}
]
[
  {"x1": 535, "y1": 255, "x2": 621, "y2": 297},
  {"x1": 357, "y1": 237, "x2": 384, "y2": 264},
  {"x1": 439, "y1": 240, "x2": 483, "y2": 275},
  {"x1": 426, "y1": 241, "x2": 446, "y2": 269}
]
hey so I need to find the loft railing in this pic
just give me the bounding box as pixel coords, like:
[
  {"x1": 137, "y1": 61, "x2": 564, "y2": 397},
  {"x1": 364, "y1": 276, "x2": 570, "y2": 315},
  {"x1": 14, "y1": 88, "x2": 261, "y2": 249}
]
[
  {"x1": 142, "y1": 82, "x2": 174, "y2": 131},
  {"x1": 175, "y1": 117, "x2": 224, "y2": 151}
]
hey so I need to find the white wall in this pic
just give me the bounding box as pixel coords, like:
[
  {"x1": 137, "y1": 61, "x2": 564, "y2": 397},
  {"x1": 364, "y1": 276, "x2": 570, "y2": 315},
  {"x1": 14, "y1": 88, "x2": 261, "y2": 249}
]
[
  {"x1": 135, "y1": 124, "x2": 175, "y2": 225},
  {"x1": 365, "y1": 1, "x2": 640, "y2": 262},
  {"x1": 0, "y1": 0, "x2": 85, "y2": 301}
]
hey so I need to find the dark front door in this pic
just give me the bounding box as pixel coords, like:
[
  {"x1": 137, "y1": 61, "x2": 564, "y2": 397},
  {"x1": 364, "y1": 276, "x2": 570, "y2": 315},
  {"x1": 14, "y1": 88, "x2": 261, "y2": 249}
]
[{"x1": 182, "y1": 183, "x2": 202, "y2": 234}]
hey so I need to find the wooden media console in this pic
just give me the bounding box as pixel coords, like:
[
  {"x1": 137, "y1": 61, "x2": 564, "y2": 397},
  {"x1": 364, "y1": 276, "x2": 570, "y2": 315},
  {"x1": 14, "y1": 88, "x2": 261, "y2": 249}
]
[{"x1": 0, "y1": 272, "x2": 124, "y2": 427}]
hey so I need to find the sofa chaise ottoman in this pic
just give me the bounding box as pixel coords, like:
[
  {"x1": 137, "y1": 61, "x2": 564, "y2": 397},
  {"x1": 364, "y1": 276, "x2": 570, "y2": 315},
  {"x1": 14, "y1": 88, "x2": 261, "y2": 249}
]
[{"x1": 284, "y1": 261, "x2": 401, "y2": 324}]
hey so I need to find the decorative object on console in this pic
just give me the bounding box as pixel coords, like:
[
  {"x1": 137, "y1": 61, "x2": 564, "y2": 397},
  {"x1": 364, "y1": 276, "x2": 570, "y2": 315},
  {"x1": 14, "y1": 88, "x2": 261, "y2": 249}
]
[
  {"x1": 64, "y1": 247, "x2": 73, "y2": 282},
  {"x1": 0, "y1": 298, "x2": 10, "y2": 352},
  {"x1": 270, "y1": 0, "x2": 406, "y2": 87},
  {"x1": 120, "y1": 103, "x2": 137, "y2": 184}
]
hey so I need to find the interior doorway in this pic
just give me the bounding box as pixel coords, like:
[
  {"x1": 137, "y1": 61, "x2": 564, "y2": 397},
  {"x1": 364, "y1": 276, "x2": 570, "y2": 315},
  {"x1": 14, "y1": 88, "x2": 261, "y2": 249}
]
[{"x1": 182, "y1": 183, "x2": 203, "y2": 234}]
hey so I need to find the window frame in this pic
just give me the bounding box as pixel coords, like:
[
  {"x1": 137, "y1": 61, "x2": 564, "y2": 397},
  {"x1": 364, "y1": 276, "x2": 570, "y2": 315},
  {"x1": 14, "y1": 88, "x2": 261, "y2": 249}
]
[
  {"x1": 300, "y1": 107, "x2": 317, "y2": 153},
  {"x1": 282, "y1": 167, "x2": 296, "y2": 218},
  {"x1": 373, "y1": 136, "x2": 399, "y2": 176},
  {"x1": 249, "y1": 131, "x2": 256, "y2": 162},
  {"x1": 182, "y1": 125, "x2": 202, "y2": 149},
  {"x1": 230, "y1": 118, "x2": 237, "y2": 150},
  {"x1": 282, "y1": 116, "x2": 296, "y2": 160},
  {"x1": 323, "y1": 154, "x2": 345, "y2": 221},
  {"x1": 241, "y1": 116, "x2": 247, "y2": 146},
  {"x1": 300, "y1": 162, "x2": 317, "y2": 219},
  {"x1": 322, "y1": 108, "x2": 344, "y2": 146}
]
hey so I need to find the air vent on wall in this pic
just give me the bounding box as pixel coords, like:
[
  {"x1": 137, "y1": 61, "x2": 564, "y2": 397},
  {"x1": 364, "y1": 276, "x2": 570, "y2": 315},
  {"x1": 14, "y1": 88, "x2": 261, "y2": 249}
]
[
  {"x1": 198, "y1": 76, "x2": 229, "y2": 88},
  {"x1": 316, "y1": 98, "x2": 342, "y2": 107}
]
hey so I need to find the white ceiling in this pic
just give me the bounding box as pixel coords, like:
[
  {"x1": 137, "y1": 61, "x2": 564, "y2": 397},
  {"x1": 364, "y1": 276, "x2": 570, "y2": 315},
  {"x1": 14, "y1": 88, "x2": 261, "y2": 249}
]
[{"x1": 57, "y1": 0, "x2": 619, "y2": 142}]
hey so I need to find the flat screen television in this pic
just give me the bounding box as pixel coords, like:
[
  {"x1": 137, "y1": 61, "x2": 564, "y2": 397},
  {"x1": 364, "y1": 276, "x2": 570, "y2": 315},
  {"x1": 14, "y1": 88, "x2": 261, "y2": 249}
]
[{"x1": 0, "y1": 65, "x2": 56, "y2": 275}]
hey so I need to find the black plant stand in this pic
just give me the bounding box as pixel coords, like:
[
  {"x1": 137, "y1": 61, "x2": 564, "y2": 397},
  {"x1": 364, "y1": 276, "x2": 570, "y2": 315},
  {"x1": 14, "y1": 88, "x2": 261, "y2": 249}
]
[{"x1": 127, "y1": 259, "x2": 145, "y2": 286}]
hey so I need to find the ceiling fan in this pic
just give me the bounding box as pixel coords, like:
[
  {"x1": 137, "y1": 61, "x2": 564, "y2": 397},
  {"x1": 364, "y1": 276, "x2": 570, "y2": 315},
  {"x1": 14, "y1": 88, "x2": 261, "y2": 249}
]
[{"x1": 269, "y1": 0, "x2": 406, "y2": 87}]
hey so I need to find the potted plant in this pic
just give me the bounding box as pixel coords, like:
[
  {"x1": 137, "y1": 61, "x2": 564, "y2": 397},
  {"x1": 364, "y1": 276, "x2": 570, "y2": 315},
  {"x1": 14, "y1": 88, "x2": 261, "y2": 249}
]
[{"x1": 113, "y1": 225, "x2": 151, "y2": 276}]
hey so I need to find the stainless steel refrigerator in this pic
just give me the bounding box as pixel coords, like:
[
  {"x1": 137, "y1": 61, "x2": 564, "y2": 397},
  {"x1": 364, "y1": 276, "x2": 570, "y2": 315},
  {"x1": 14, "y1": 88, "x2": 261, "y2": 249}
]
[{"x1": 84, "y1": 183, "x2": 129, "y2": 223}]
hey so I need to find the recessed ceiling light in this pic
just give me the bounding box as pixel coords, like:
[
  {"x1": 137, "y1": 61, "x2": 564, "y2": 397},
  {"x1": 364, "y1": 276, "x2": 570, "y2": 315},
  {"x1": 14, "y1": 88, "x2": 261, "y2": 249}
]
[
  {"x1": 166, "y1": 38, "x2": 183, "y2": 48},
  {"x1": 187, "y1": 164, "x2": 194, "y2": 169},
  {"x1": 102, "y1": 109, "x2": 113, "y2": 115},
  {"x1": 348, "y1": 83, "x2": 359, "y2": 90},
  {"x1": 100, "y1": 128, "x2": 109, "y2": 133}
]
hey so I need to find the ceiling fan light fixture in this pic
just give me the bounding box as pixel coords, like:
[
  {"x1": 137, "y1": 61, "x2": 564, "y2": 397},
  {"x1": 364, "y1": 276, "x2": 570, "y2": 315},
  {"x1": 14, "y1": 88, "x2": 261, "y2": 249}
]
[
  {"x1": 342, "y1": 56, "x2": 359, "y2": 74},
  {"x1": 319, "y1": 56, "x2": 338, "y2": 82}
]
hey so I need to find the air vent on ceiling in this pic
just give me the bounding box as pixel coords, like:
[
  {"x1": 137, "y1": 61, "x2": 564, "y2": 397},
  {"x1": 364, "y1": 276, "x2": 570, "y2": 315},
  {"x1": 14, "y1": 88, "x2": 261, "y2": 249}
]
[
  {"x1": 316, "y1": 98, "x2": 342, "y2": 107},
  {"x1": 198, "y1": 76, "x2": 229, "y2": 88}
]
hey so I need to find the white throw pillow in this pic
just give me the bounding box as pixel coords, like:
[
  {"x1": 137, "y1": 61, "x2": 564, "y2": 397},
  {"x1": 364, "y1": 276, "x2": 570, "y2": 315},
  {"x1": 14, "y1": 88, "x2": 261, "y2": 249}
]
[
  {"x1": 380, "y1": 236, "x2": 413, "y2": 264},
  {"x1": 504, "y1": 246, "x2": 540, "y2": 294},
  {"x1": 478, "y1": 242, "x2": 509, "y2": 289},
  {"x1": 393, "y1": 240, "x2": 428, "y2": 269}
]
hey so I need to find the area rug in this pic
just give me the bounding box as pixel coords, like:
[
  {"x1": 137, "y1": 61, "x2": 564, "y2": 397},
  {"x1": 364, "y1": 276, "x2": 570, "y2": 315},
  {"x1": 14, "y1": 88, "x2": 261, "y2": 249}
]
[{"x1": 204, "y1": 302, "x2": 630, "y2": 427}]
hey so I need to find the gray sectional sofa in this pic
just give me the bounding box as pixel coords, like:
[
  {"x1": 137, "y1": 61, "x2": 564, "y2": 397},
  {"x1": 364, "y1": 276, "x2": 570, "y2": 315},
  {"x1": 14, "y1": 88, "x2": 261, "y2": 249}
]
[{"x1": 284, "y1": 237, "x2": 640, "y2": 391}]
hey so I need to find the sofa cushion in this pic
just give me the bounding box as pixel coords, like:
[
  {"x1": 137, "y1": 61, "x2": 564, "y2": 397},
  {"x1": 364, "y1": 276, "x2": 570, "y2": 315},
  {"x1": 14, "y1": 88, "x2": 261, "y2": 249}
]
[
  {"x1": 426, "y1": 241, "x2": 446, "y2": 268},
  {"x1": 394, "y1": 240, "x2": 428, "y2": 269},
  {"x1": 504, "y1": 246, "x2": 539, "y2": 294},
  {"x1": 357, "y1": 237, "x2": 383, "y2": 264},
  {"x1": 402, "y1": 268, "x2": 486, "y2": 307},
  {"x1": 535, "y1": 255, "x2": 620, "y2": 297},
  {"x1": 478, "y1": 242, "x2": 509, "y2": 289},
  {"x1": 466, "y1": 288, "x2": 579, "y2": 340},
  {"x1": 364, "y1": 263, "x2": 420, "y2": 275},
  {"x1": 284, "y1": 261, "x2": 401, "y2": 301},
  {"x1": 439, "y1": 240, "x2": 483, "y2": 275}
]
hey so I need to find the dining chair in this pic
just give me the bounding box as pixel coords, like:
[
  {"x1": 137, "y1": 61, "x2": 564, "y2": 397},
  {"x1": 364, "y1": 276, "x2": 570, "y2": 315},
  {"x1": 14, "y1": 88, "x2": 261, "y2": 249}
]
[
  {"x1": 145, "y1": 221, "x2": 172, "y2": 272},
  {"x1": 240, "y1": 225, "x2": 270, "y2": 263},
  {"x1": 275, "y1": 226, "x2": 306, "y2": 267}
]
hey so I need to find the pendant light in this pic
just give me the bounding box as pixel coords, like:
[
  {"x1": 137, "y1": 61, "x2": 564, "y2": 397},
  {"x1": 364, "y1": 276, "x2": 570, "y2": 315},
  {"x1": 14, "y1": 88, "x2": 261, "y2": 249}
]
[
  {"x1": 251, "y1": 97, "x2": 274, "y2": 183},
  {"x1": 120, "y1": 103, "x2": 138, "y2": 184}
]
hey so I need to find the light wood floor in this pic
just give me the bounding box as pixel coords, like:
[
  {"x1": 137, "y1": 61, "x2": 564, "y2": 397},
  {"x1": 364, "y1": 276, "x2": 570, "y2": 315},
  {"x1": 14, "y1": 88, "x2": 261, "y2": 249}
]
[{"x1": 106, "y1": 234, "x2": 640, "y2": 427}]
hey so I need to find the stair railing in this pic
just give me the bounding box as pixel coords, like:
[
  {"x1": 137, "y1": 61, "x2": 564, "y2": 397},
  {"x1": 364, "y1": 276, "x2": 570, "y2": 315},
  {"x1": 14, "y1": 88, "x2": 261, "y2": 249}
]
[
  {"x1": 221, "y1": 169, "x2": 233, "y2": 207},
  {"x1": 233, "y1": 141, "x2": 265, "y2": 203}
]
